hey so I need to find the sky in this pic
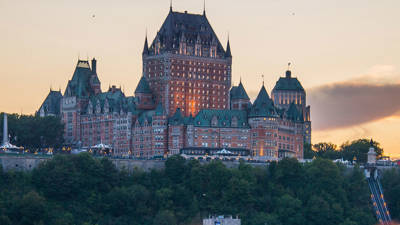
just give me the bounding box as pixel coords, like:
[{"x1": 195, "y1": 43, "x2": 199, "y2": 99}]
[{"x1": 0, "y1": 0, "x2": 399, "y2": 158}]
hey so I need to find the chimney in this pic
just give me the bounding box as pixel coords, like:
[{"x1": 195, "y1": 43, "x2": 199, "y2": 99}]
[
  {"x1": 285, "y1": 70, "x2": 291, "y2": 78},
  {"x1": 91, "y1": 58, "x2": 97, "y2": 73},
  {"x1": 3, "y1": 113, "x2": 8, "y2": 145}
]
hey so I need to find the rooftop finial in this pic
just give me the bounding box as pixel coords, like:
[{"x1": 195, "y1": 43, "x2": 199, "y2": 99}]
[
  {"x1": 170, "y1": 0, "x2": 173, "y2": 12},
  {"x1": 262, "y1": 74, "x2": 265, "y2": 86}
]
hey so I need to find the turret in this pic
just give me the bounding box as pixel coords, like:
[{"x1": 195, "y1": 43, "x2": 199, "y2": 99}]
[
  {"x1": 230, "y1": 80, "x2": 250, "y2": 110},
  {"x1": 142, "y1": 35, "x2": 149, "y2": 56},
  {"x1": 135, "y1": 76, "x2": 155, "y2": 110}
]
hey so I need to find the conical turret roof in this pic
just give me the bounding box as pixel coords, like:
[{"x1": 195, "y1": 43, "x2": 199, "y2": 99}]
[
  {"x1": 135, "y1": 76, "x2": 152, "y2": 94},
  {"x1": 249, "y1": 85, "x2": 277, "y2": 117},
  {"x1": 230, "y1": 81, "x2": 249, "y2": 100}
]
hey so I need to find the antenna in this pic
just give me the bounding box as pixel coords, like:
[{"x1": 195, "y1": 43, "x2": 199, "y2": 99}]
[
  {"x1": 203, "y1": 0, "x2": 206, "y2": 15},
  {"x1": 170, "y1": 0, "x2": 172, "y2": 11}
]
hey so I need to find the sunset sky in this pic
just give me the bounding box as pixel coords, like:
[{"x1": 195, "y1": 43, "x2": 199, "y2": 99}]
[{"x1": 1, "y1": 0, "x2": 399, "y2": 157}]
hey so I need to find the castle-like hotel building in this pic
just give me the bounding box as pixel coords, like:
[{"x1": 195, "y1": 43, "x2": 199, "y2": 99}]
[{"x1": 38, "y1": 7, "x2": 311, "y2": 160}]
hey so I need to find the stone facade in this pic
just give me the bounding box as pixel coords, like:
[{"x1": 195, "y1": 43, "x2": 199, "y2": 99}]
[{"x1": 37, "y1": 7, "x2": 310, "y2": 160}]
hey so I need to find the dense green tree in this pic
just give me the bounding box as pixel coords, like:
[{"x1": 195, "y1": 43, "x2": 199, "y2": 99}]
[
  {"x1": 1, "y1": 153, "x2": 397, "y2": 225},
  {"x1": 341, "y1": 139, "x2": 383, "y2": 163},
  {"x1": 313, "y1": 142, "x2": 341, "y2": 160},
  {"x1": 0, "y1": 113, "x2": 64, "y2": 149}
]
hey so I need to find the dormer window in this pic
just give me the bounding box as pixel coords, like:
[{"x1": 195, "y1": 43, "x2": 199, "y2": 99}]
[{"x1": 211, "y1": 116, "x2": 218, "y2": 127}]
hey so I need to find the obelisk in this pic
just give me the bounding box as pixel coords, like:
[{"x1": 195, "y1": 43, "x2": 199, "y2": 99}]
[{"x1": 3, "y1": 113, "x2": 7, "y2": 145}]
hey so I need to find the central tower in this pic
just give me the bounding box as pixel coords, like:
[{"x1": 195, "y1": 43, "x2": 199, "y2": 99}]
[{"x1": 142, "y1": 7, "x2": 232, "y2": 116}]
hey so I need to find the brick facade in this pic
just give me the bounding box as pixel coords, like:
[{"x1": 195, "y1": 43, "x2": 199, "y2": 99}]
[{"x1": 37, "y1": 8, "x2": 310, "y2": 160}]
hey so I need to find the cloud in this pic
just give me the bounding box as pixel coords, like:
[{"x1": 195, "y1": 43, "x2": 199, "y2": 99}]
[{"x1": 309, "y1": 78, "x2": 400, "y2": 131}]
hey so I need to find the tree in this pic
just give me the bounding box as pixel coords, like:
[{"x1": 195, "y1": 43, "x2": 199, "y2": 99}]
[
  {"x1": 340, "y1": 139, "x2": 383, "y2": 163},
  {"x1": 153, "y1": 210, "x2": 177, "y2": 225},
  {"x1": 0, "y1": 113, "x2": 64, "y2": 149},
  {"x1": 313, "y1": 142, "x2": 341, "y2": 160},
  {"x1": 303, "y1": 142, "x2": 315, "y2": 159}
]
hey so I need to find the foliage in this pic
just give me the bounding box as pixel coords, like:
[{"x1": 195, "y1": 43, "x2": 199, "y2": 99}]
[
  {"x1": 0, "y1": 113, "x2": 64, "y2": 149},
  {"x1": 306, "y1": 139, "x2": 384, "y2": 163},
  {"x1": 0, "y1": 154, "x2": 394, "y2": 225}
]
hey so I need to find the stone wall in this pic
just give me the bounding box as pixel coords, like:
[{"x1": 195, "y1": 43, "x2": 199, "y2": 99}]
[
  {"x1": 1, "y1": 155, "x2": 397, "y2": 173},
  {"x1": 0, "y1": 155, "x2": 166, "y2": 172}
]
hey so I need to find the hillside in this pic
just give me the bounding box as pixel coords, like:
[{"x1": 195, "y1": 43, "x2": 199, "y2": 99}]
[{"x1": 1, "y1": 153, "x2": 399, "y2": 225}]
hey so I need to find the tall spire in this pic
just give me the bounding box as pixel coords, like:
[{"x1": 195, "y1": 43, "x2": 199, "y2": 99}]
[
  {"x1": 170, "y1": 0, "x2": 173, "y2": 12},
  {"x1": 142, "y1": 32, "x2": 149, "y2": 55},
  {"x1": 225, "y1": 36, "x2": 231, "y2": 58}
]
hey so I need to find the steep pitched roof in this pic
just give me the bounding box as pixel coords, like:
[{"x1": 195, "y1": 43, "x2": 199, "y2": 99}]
[
  {"x1": 142, "y1": 35, "x2": 149, "y2": 55},
  {"x1": 135, "y1": 76, "x2": 152, "y2": 94},
  {"x1": 273, "y1": 70, "x2": 305, "y2": 92},
  {"x1": 286, "y1": 102, "x2": 304, "y2": 122},
  {"x1": 86, "y1": 86, "x2": 128, "y2": 114},
  {"x1": 249, "y1": 86, "x2": 277, "y2": 117},
  {"x1": 225, "y1": 39, "x2": 232, "y2": 58},
  {"x1": 230, "y1": 81, "x2": 250, "y2": 100},
  {"x1": 38, "y1": 90, "x2": 62, "y2": 116},
  {"x1": 148, "y1": 9, "x2": 228, "y2": 58},
  {"x1": 64, "y1": 60, "x2": 95, "y2": 97},
  {"x1": 193, "y1": 109, "x2": 249, "y2": 128},
  {"x1": 169, "y1": 108, "x2": 185, "y2": 125}
]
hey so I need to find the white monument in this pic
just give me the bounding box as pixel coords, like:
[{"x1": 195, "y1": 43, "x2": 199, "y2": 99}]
[
  {"x1": 1, "y1": 113, "x2": 20, "y2": 150},
  {"x1": 367, "y1": 139, "x2": 377, "y2": 165}
]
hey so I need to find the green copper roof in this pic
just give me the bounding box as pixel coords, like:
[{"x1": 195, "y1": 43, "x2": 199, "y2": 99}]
[
  {"x1": 273, "y1": 70, "x2": 304, "y2": 92},
  {"x1": 169, "y1": 108, "x2": 185, "y2": 125},
  {"x1": 135, "y1": 76, "x2": 152, "y2": 94},
  {"x1": 64, "y1": 60, "x2": 94, "y2": 97},
  {"x1": 230, "y1": 81, "x2": 250, "y2": 100},
  {"x1": 37, "y1": 90, "x2": 62, "y2": 116},
  {"x1": 137, "y1": 110, "x2": 155, "y2": 125},
  {"x1": 286, "y1": 102, "x2": 303, "y2": 122},
  {"x1": 86, "y1": 87, "x2": 129, "y2": 114},
  {"x1": 249, "y1": 86, "x2": 277, "y2": 117},
  {"x1": 193, "y1": 109, "x2": 249, "y2": 128}
]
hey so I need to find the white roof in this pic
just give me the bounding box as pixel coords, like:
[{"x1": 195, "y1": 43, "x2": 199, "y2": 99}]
[
  {"x1": 91, "y1": 143, "x2": 111, "y2": 149},
  {"x1": 216, "y1": 149, "x2": 232, "y2": 154},
  {"x1": 0, "y1": 142, "x2": 21, "y2": 149}
]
